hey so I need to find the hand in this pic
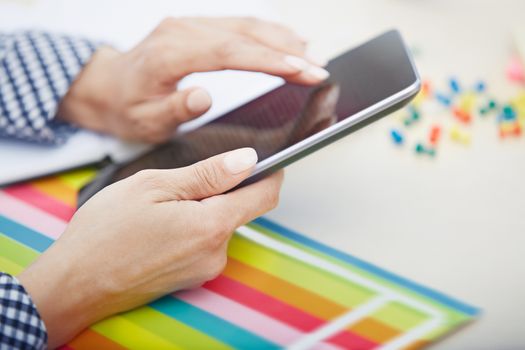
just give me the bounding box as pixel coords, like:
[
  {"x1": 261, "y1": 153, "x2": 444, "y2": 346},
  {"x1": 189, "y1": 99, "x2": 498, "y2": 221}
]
[
  {"x1": 57, "y1": 17, "x2": 329, "y2": 143},
  {"x1": 18, "y1": 148, "x2": 283, "y2": 348}
]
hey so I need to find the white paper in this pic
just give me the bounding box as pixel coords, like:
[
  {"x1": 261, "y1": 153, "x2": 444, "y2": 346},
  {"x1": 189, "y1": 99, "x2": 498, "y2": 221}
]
[{"x1": 0, "y1": 0, "x2": 281, "y2": 185}]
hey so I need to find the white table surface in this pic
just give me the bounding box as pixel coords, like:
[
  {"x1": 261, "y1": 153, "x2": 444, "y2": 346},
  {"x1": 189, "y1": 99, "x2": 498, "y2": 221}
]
[
  {"x1": 1, "y1": 0, "x2": 524, "y2": 349},
  {"x1": 266, "y1": 1, "x2": 525, "y2": 349}
]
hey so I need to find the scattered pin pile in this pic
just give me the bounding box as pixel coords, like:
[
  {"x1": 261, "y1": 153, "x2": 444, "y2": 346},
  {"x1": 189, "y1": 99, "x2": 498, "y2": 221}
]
[{"x1": 389, "y1": 76, "x2": 525, "y2": 157}]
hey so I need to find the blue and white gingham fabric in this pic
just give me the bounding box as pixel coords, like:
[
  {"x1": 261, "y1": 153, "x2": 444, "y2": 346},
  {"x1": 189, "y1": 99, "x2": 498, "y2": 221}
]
[
  {"x1": 0, "y1": 273, "x2": 47, "y2": 350},
  {"x1": 0, "y1": 31, "x2": 98, "y2": 145}
]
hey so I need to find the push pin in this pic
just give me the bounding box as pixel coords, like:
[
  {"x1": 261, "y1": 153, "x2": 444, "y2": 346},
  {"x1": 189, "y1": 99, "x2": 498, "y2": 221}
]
[
  {"x1": 474, "y1": 80, "x2": 486, "y2": 93},
  {"x1": 390, "y1": 128, "x2": 404, "y2": 145},
  {"x1": 479, "y1": 99, "x2": 498, "y2": 116},
  {"x1": 403, "y1": 106, "x2": 420, "y2": 126},
  {"x1": 429, "y1": 125, "x2": 441, "y2": 146},
  {"x1": 450, "y1": 125, "x2": 471, "y2": 145},
  {"x1": 499, "y1": 122, "x2": 522, "y2": 138},
  {"x1": 459, "y1": 92, "x2": 476, "y2": 113},
  {"x1": 452, "y1": 107, "x2": 472, "y2": 124},
  {"x1": 449, "y1": 77, "x2": 461, "y2": 94},
  {"x1": 415, "y1": 142, "x2": 436, "y2": 157},
  {"x1": 435, "y1": 92, "x2": 452, "y2": 107}
]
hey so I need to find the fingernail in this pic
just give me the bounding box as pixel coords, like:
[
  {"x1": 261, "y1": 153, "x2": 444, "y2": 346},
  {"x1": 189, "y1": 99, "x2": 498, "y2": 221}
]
[
  {"x1": 306, "y1": 53, "x2": 328, "y2": 67},
  {"x1": 223, "y1": 148, "x2": 258, "y2": 174},
  {"x1": 186, "y1": 88, "x2": 212, "y2": 113},
  {"x1": 284, "y1": 55, "x2": 309, "y2": 71},
  {"x1": 306, "y1": 66, "x2": 330, "y2": 80}
]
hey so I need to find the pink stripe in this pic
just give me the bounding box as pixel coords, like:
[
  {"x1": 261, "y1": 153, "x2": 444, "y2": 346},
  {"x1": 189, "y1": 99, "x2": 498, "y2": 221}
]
[
  {"x1": 176, "y1": 288, "x2": 342, "y2": 350},
  {"x1": 4, "y1": 184, "x2": 74, "y2": 222},
  {"x1": 0, "y1": 191, "x2": 66, "y2": 239}
]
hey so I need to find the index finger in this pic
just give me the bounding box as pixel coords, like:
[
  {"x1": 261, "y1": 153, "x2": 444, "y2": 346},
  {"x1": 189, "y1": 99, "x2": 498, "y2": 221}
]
[{"x1": 201, "y1": 171, "x2": 284, "y2": 231}]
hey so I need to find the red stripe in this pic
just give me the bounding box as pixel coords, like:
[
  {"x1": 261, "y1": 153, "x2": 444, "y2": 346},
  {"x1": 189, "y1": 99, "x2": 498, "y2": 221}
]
[
  {"x1": 4, "y1": 184, "x2": 74, "y2": 221},
  {"x1": 203, "y1": 275, "x2": 378, "y2": 349}
]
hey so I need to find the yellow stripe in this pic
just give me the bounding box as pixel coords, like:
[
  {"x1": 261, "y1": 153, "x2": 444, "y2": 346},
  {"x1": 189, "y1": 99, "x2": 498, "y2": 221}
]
[
  {"x1": 31, "y1": 177, "x2": 76, "y2": 207},
  {"x1": 92, "y1": 315, "x2": 184, "y2": 350},
  {"x1": 0, "y1": 256, "x2": 24, "y2": 275},
  {"x1": 58, "y1": 168, "x2": 97, "y2": 190},
  {"x1": 122, "y1": 307, "x2": 232, "y2": 350},
  {"x1": 228, "y1": 234, "x2": 375, "y2": 309}
]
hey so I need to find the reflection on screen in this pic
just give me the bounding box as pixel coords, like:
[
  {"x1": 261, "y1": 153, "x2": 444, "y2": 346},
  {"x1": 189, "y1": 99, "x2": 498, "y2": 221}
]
[{"x1": 112, "y1": 30, "x2": 416, "y2": 181}]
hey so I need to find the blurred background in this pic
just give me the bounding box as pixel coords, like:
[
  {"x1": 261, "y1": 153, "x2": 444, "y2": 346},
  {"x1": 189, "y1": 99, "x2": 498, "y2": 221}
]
[{"x1": 1, "y1": 0, "x2": 524, "y2": 348}]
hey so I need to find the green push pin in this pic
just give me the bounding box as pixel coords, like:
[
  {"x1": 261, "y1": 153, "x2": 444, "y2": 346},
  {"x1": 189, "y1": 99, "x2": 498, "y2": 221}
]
[{"x1": 415, "y1": 143, "x2": 436, "y2": 157}]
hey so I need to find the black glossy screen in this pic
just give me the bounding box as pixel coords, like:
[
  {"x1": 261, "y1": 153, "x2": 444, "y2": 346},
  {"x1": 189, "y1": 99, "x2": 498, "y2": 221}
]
[{"x1": 112, "y1": 30, "x2": 417, "y2": 180}]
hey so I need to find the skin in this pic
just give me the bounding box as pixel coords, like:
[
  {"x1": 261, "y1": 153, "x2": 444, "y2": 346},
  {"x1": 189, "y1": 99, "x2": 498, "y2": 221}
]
[{"x1": 16, "y1": 17, "x2": 329, "y2": 348}]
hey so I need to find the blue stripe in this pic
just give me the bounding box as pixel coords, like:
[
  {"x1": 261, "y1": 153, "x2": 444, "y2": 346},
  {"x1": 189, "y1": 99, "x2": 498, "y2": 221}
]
[
  {"x1": 0, "y1": 215, "x2": 53, "y2": 253},
  {"x1": 150, "y1": 296, "x2": 279, "y2": 350},
  {"x1": 254, "y1": 217, "x2": 480, "y2": 317}
]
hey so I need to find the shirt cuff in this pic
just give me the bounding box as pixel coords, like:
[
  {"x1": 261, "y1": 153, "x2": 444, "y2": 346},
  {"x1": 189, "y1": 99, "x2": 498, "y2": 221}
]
[
  {"x1": 0, "y1": 272, "x2": 47, "y2": 350},
  {"x1": 0, "y1": 31, "x2": 100, "y2": 145}
]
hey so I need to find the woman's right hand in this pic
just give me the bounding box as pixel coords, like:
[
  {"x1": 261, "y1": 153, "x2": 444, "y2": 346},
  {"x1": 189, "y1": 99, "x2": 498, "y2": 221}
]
[{"x1": 18, "y1": 148, "x2": 283, "y2": 348}]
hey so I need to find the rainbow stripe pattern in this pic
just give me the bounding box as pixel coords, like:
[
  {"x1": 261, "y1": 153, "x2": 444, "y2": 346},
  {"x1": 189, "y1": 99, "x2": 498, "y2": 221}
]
[{"x1": 0, "y1": 169, "x2": 479, "y2": 349}]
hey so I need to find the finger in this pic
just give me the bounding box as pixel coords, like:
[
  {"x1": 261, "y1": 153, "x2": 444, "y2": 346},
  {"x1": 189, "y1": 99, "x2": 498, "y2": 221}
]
[
  {"x1": 164, "y1": 35, "x2": 329, "y2": 85},
  {"x1": 127, "y1": 87, "x2": 212, "y2": 143},
  {"x1": 140, "y1": 148, "x2": 259, "y2": 201},
  {"x1": 201, "y1": 170, "x2": 284, "y2": 230},
  {"x1": 194, "y1": 17, "x2": 309, "y2": 58}
]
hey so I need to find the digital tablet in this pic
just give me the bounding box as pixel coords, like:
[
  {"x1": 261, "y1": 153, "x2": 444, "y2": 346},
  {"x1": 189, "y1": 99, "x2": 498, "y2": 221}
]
[{"x1": 78, "y1": 29, "x2": 420, "y2": 207}]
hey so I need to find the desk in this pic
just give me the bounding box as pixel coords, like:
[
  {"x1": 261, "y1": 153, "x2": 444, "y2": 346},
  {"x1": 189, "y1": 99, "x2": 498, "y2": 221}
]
[
  {"x1": 1, "y1": 0, "x2": 524, "y2": 348},
  {"x1": 266, "y1": 1, "x2": 525, "y2": 349}
]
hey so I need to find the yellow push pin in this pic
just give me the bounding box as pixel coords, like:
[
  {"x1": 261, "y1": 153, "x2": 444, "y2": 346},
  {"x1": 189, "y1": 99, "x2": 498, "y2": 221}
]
[
  {"x1": 450, "y1": 125, "x2": 471, "y2": 145},
  {"x1": 459, "y1": 92, "x2": 476, "y2": 113}
]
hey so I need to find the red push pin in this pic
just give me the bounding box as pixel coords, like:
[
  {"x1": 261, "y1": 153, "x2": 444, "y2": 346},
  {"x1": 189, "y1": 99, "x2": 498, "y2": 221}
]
[
  {"x1": 499, "y1": 122, "x2": 522, "y2": 138},
  {"x1": 429, "y1": 125, "x2": 441, "y2": 146},
  {"x1": 422, "y1": 80, "x2": 431, "y2": 97},
  {"x1": 453, "y1": 107, "x2": 472, "y2": 124}
]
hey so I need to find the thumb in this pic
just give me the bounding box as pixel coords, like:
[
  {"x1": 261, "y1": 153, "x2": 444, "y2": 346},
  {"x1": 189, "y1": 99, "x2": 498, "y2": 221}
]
[{"x1": 152, "y1": 148, "x2": 258, "y2": 201}]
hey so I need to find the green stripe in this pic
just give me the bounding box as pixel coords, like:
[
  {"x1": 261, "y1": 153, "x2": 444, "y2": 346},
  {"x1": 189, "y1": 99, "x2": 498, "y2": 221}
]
[
  {"x1": 122, "y1": 306, "x2": 232, "y2": 350},
  {"x1": 0, "y1": 233, "x2": 39, "y2": 267},
  {"x1": 92, "y1": 315, "x2": 182, "y2": 350},
  {"x1": 229, "y1": 234, "x2": 375, "y2": 308},
  {"x1": 372, "y1": 301, "x2": 428, "y2": 330},
  {"x1": 245, "y1": 223, "x2": 471, "y2": 336},
  {"x1": 0, "y1": 256, "x2": 24, "y2": 275}
]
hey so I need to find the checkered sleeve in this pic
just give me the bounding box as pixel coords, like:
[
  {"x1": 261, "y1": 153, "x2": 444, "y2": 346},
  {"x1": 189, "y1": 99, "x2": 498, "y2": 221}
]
[
  {"x1": 0, "y1": 31, "x2": 99, "y2": 145},
  {"x1": 0, "y1": 273, "x2": 47, "y2": 350}
]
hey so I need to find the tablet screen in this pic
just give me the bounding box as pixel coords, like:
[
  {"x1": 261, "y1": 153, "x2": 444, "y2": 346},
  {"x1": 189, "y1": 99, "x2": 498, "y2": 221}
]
[{"x1": 111, "y1": 30, "x2": 417, "y2": 181}]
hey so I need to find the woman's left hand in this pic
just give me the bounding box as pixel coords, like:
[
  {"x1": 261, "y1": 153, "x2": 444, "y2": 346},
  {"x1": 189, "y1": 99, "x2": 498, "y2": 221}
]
[{"x1": 57, "y1": 17, "x2": 328, "y2": 143}]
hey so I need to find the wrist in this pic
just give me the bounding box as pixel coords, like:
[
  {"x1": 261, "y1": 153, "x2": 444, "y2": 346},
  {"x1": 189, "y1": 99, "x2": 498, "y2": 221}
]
[
  {"x1": 17, "y1": 243, "x2": 109, "y2": 348},
  {"x1": 57, "y1": 46, "x2": 122, "y2": 133}
]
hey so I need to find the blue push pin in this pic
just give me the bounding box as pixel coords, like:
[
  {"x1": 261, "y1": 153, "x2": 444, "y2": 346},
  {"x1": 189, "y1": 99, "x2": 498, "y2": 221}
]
[
  {"x1": 390, "y1": 129, "x2": 404, "y2": 145},
  {"x1": 435, "y1": 92, "x2": 452, "y2": 107},
  {"x1": 449, "y1": 77, "x2": 461, "y2": 94},
  {"x1": 499, "y1": 105, "x2": 517, "y2": 122},
  {"x1": 474, "y1": 80, "x2": 486, "y2": 93}
]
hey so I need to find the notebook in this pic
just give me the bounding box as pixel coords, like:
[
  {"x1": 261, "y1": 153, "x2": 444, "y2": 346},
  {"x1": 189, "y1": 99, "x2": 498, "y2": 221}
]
[{"x1": 0, "y1": 168, "x2": 479, "y2": 349}]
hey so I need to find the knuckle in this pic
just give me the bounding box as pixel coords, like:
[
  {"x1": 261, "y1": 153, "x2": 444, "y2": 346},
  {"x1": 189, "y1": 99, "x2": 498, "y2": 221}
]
[
  {"x1": 205, "y1": 254, "x2": 228, "y2": 280},
  {"x1": 203, "y1": 216, "x2": 231, "y2": 250},
  {"x1": 192, "y1": 162, "x2": 222, "y2": 194},
  {"x1": 158, "y1": 17, "x2": 179, "y2": 30},
  {"x1": 214, "y1": 36, "x2": 247, "y2": 62},
  {"x1": 133, "y1": 169, "x2": 159, "y2": 187}
]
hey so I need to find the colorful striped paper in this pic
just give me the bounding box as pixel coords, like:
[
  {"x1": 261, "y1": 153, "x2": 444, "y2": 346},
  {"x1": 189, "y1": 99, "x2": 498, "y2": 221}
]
[{"x1": 0, "y1": 169, "x2": 478, "y2": 349}]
